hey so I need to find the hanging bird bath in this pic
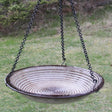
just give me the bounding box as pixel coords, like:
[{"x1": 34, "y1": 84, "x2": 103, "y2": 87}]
[
  {"x1": 5, "y1": 0, "x2": 104, "y2": 104},
  {"x1": 6, "y1": 65, "x2": 104, "y2": 104}
]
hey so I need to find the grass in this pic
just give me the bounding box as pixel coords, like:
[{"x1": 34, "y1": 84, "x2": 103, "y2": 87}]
[{"x1": 0, "y1": 5, "x2": 112, "y2": 112}]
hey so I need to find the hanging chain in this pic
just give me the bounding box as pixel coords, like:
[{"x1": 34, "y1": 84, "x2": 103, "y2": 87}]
[
  {"x1": 59, "y1": 0, "x2": 66, "y2": 65},
  {"x1": 69, "y1": 0, "x2": 97, "y2": 85},
  {"x1": 10, "y1": 0, "x2": 41, "y2": 74}
]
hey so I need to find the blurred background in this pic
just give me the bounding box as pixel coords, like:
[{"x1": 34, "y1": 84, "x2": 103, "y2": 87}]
[{"x1": 0, "y1": 0, "x2": 112, "y2": 112}]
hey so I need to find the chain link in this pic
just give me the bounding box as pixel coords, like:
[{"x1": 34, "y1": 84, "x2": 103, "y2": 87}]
[
  {"x1": 10, "y1": 0, "x2": 41, "y2": 74},
  {"x1": 59, "y1": 0, "x2": 66, "y2": 65},
  {"x1": 69, "y1": 0, "x2": 97, "y2": 85}
]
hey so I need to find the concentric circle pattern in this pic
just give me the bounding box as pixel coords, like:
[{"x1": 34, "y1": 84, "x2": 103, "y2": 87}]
[{"x1": 6, "y1": 65, "x2": 104, "y2": 103}]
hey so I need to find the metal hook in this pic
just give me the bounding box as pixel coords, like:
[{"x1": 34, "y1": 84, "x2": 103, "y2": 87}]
[{"x1": 61, "y1": 60, "x2": 66, "y2": 65}]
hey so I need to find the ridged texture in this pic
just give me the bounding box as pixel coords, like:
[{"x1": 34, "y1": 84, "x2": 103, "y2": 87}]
[{"x1": 9, "y1": 66, "x2": 103, "y2": 96}]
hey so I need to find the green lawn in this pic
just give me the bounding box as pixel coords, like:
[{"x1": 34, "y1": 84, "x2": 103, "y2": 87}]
[{"x1": 0, "y1": 7, "x2": 112, "y2": 112}]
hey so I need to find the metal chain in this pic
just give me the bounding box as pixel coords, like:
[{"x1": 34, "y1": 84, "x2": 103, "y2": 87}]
[
  {"x1": 59, "y1": 0, "x2": 66, "y2": 65},
  {"x1": 69, "y1": 0, "x2": 97, "y2": 85},
  {"x1": 10, "y1": 0, "x2": 41, "y2": 74}
]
